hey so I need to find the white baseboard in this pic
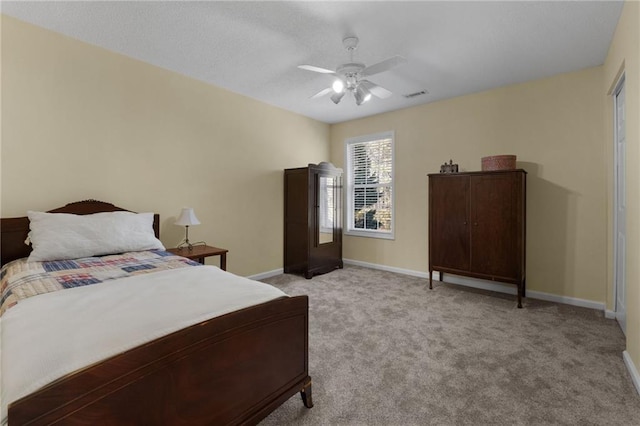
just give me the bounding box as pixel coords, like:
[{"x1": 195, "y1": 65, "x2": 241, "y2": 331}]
[
  {"x1": 525, "y1": 289, "x2": 605, "y2": 311},
  {"x1": 623, "y1": 351, "x2": 640, "y2": 396},
  {"x1": 247, "y1": 268, "x2": 283, "y2": 281},
  {"x1": 255, "y1": 259, "x2": 608, "y2": 313},
  {"x1": 344, "y1": 258, "x2": 431, "y2": 279},
  {"x1": 343, "y1": 258, "x2": 606, "y2": 312}
]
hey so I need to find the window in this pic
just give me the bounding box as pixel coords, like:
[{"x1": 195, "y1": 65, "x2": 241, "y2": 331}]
[{"x1": 345, "y1": 131, "x2": 394, "y2": 239}]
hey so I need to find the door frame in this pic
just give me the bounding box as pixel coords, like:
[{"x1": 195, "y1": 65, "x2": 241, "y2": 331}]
[{"x1": 612, "y1": 72, "x2": 626, "y2": 334}]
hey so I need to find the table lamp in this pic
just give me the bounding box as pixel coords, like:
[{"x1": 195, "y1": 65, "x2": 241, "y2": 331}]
[{"x1": 175, "y1": 207, "x2": 206, "y2": 251}]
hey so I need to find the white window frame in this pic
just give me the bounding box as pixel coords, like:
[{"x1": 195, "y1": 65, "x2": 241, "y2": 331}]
[{"x1": 344, "y1": 131, "x2": 395, "y2": 240}]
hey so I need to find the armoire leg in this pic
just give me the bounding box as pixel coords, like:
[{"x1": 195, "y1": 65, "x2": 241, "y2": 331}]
[{"x1": 300, "y1": 377, "x2": 313, "y2": 408}]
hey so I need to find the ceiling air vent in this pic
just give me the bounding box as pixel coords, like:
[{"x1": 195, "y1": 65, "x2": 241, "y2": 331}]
[{"x1": 403, "y1": 90, "x2": 428, "y2": 99}]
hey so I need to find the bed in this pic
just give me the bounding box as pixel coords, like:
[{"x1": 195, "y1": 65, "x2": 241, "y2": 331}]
[{"x1": 0, "y1": 200, "x2": 312, "y2": 425}]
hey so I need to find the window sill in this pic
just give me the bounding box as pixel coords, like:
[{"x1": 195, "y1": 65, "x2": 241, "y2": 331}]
[{"x1": 344, "y1": 230, "x2": 395, "y2": 240}]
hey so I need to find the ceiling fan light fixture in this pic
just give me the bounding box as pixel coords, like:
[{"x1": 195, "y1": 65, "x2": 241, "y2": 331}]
[
  {"x1": 355, "y1": 85, "x2": 372, "y2": 106},
  {"x1": 332, "y1": 79, "x2": 345, "y2": 93},
  {"x1": 331, "y1": 91, "x2": 345, "y2": 104}
]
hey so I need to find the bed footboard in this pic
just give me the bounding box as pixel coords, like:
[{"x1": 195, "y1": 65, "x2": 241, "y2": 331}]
[{"x1": 9, "y1": 295, "x2": 311, "y2": 425}]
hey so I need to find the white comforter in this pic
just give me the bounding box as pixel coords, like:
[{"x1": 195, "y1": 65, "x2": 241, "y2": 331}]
[{"x1": 0, "y1": 266, "x2": 286, "y2": 423}]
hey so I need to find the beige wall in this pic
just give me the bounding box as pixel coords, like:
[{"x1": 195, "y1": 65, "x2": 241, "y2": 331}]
[
  {"x1": 603, "y1": 1, "x2": 640, "y2": 377},
  {"x1": 3, "y1": 7, "x2": 638, "y2": 374},
  {"x1": 331, "y1": 66, "x2": 607, "y2": 303},
  {"x1": 0, "y1": 16, "x2": 330, "y2": 276}
]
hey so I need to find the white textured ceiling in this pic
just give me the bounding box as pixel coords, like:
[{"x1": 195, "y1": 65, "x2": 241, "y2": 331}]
[{"x1": 2, "y1": 1, "x2": 624, "y2": 124}]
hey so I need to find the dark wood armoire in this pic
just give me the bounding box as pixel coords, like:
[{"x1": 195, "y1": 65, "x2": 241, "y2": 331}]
[
  {"x1": 428, "y1": 169, "x2": 527, "y2": 307},
  {"x1": 284, "y1": 162, "x2": 343, "y2": 279}
]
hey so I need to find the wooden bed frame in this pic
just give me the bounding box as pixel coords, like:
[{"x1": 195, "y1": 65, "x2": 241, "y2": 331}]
[{"x1": 1, "y1": 200, "x2": 312, "y2": 425}]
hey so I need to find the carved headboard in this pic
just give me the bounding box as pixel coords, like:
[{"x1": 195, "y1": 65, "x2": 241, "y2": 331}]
[{"x1": 0, "y1": 200, "x2": 160, "y2": 266}]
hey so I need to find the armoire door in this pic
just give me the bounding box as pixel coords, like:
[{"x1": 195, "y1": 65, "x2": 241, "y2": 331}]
[
  {"x1": 311, "y1": 171, "x2": 340, "y2": 256},
  {"x1": 429, "y1": 175, "x2": 470, "y2": 271},
  {"x1": 469, "y1": 174, "x2": 518, "y2": 279},
  {"x1": 308, "y1": 163, "x2": 343, "y2": 278}
]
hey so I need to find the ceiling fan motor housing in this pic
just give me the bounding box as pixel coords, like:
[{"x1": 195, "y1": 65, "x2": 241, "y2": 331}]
[
  {"x1": 336, "y1": 63, "x2": 365, "y2": 90},
  {"x1": 336, "y1": 63, "x2": 365, "y2": 75}
]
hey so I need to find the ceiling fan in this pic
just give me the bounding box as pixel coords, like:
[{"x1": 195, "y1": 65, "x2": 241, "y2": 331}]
[{"x1": 298, "y1": 36, "x2": 406, "y2": 106}]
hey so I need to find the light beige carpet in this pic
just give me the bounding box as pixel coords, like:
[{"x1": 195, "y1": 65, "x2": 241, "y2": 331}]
[{"x1": 260, "y1": 265, "x2": 640, "y2": 425}]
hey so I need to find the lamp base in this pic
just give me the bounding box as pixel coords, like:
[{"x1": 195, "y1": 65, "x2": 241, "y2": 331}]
[{"x1": 176, "y1": 239, "x2": 207, "y2": 251}]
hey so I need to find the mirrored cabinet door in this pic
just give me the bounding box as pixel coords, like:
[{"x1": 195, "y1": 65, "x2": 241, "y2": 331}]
[{"x1": 318, "y1": 175, "x2": 336, "y2": 245}]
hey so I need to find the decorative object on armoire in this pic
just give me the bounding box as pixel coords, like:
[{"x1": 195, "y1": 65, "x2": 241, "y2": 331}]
[
  {"x1": 175, "y1": 207, "x2": 206, "y2": 251},
  {"x1": 428, "y1": 169, "x2": 527, "y2": 308},
  {"x1": 284, "y1": 162, "x2": 343, "y2": 279},
  {"x1": 481, "y1": 155, "x2": 517, "y2": 171},
  {"x1": 440, "y1": 159, "x2": 459, "y2": 173}
]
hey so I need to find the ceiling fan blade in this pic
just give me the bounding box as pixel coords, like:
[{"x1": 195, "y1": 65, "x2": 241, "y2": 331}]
[
  {"x1": 360, "y1": 80, "x2": 393, "y2": 99},
  {"x1": 310, "y1": 87, "x2": 333, "y2": 99},
  {"x1": 362, "y1": 56, "x2": 407, "y2": 77},
  {"x1": 298, "y1": 65, "x2": 336, "y2": 75}
]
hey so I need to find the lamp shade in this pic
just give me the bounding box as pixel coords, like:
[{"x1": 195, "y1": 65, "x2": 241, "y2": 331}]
[
  {"x1": 355, "y1": 85, "x2": 372, "y2": 106},
  {"x1": 331, "y1": 91, "x2": 345, "y2": 104},
  {"x1": 175, "y1": 208, "x2": 201, "y2": 226}
]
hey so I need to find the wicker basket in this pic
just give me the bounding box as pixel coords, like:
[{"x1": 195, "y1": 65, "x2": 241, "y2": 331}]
[{"x1": 481, "y1": 155, "x2": 516, "y2": 171}]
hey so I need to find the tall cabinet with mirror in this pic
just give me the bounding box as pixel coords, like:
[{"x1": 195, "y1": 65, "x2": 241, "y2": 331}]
[{"x1": 284, "y1": 162, "x2": 343, "y2": 278}]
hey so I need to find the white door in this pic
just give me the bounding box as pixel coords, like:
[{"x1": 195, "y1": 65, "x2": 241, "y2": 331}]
[{"x1": 614, "y1": 76, "x2": 626, "y2": 335}]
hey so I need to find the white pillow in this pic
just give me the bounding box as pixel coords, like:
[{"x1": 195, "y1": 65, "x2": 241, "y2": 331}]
[{"x1": 27, "y1": 210, "x2": 165, "y2": 262}]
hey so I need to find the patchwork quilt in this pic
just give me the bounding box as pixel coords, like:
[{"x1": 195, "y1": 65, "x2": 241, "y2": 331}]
[{"x1": 0, "y1": 250, "x2": 200, "y2": 316}]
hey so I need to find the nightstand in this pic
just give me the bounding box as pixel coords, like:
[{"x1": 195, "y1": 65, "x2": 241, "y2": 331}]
[{"x1": 166, "y1": 245, "x2": 228, "y2": 270}]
